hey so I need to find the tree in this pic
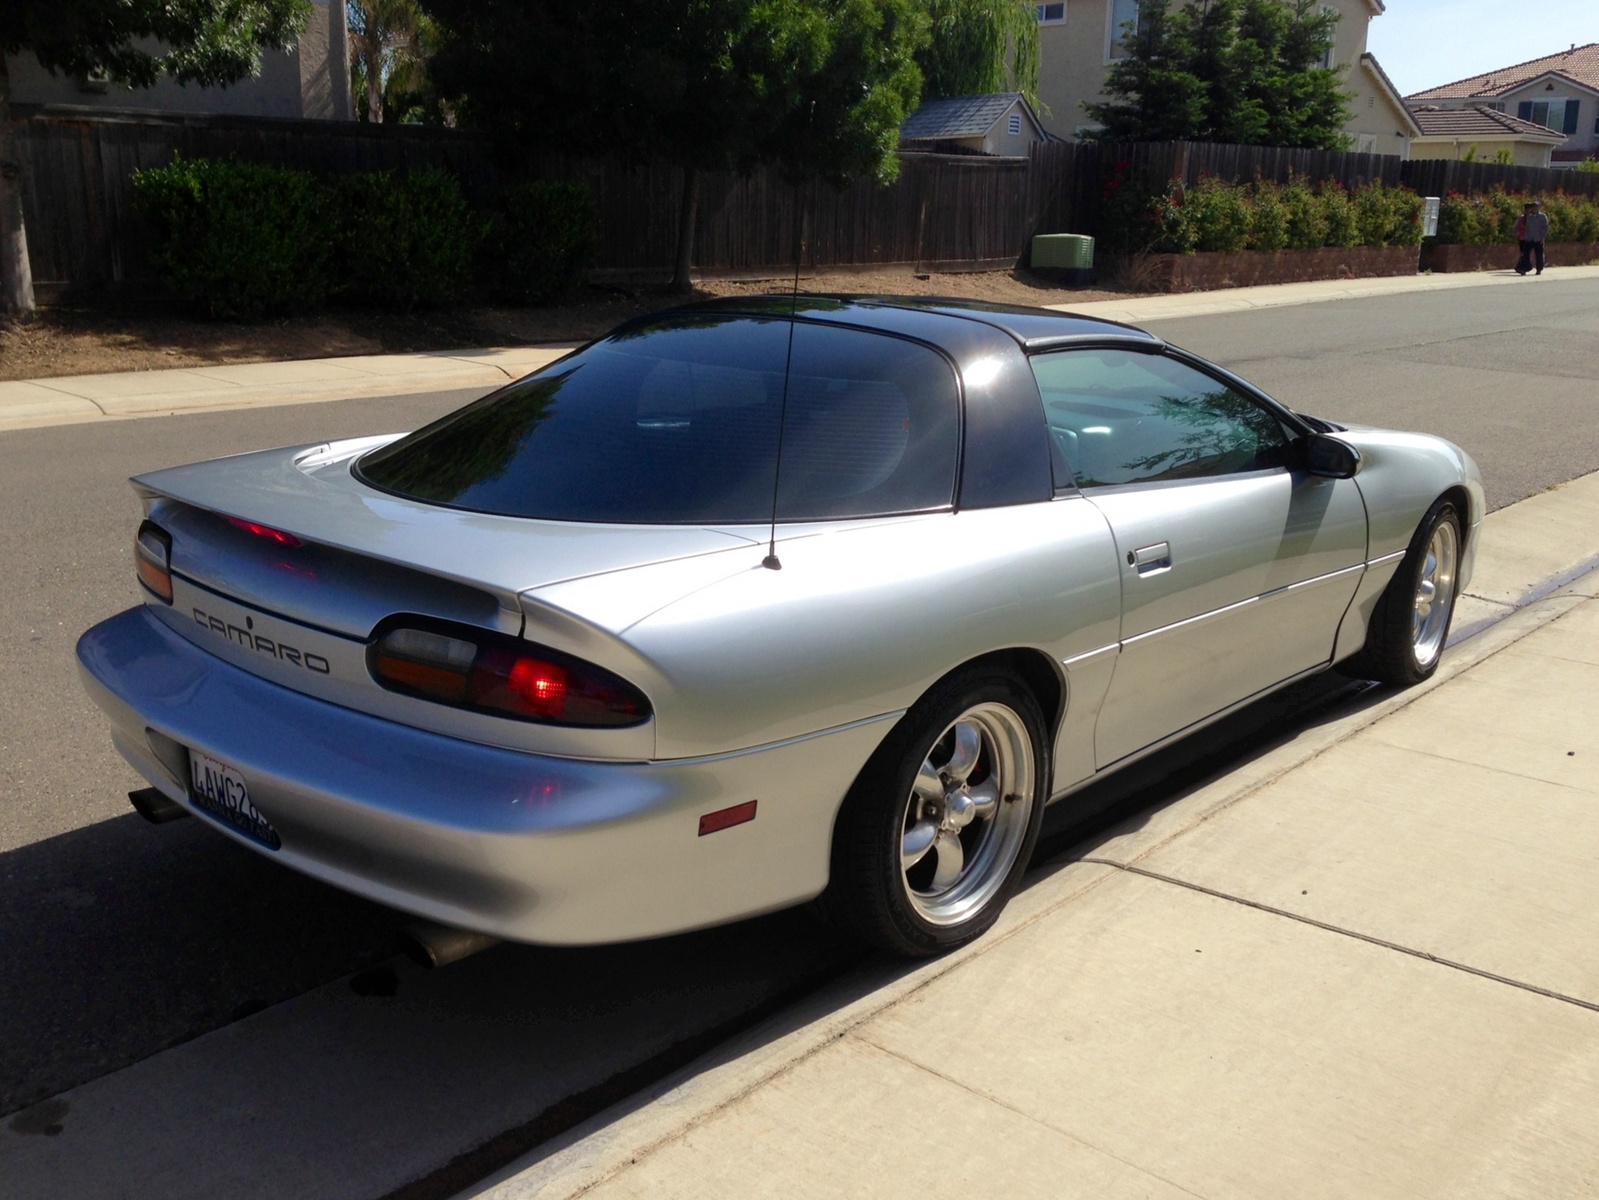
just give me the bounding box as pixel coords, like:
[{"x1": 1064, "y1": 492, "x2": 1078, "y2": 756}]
[
  {"x1": 347, "y1": 0, "x2": 437, "y2": 125},
  {"x1": 917, "y1": 0, "x2": 1040, "y2": 109},
  {"x1": 424, "y1": 0, "x2": 927, "y2": 291},
  {"x1": 1084, "y1": 0, "x2": 1349, "y2": 149},
  {"x1": 0, "y1": 0, "x2": 310, "y2": 315},
  {"x1": 1082, "y1": 1, "x2": 1205, "y2": 143}
]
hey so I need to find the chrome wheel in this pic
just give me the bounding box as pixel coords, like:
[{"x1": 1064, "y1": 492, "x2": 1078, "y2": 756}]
[
  {"x1": 1411, "y1": 518, "x2": 1458, "y2": 669},
  {"x1": 899, "y1": 702, "x2": 1035, "y2": 927}
]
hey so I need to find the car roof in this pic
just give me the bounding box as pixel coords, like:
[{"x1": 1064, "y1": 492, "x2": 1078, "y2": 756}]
[{"x1": 619, "y1": 294, "x2": 1164, "y2": 353}]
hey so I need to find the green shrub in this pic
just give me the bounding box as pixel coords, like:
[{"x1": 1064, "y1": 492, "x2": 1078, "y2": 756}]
[
  {"x1": 481, "y1": 181, "x2": 600, "y2": 304},
  {"x1": 1281, "y1": 177, "x2": 1328, "y2": 250},
  {"x1": 133, "y1": 156, "x2": 332, "y2": 320},
  {"x1": 1539, "y1": 191, "x2": 1580, "y2": 243},
  {"x1": 1567, "y1": 194, "x2": 1599, "y2": 242},
  {"x1": 1436, "y1": 194, "x2": 1483, "y2": 244},
  {"x1": 1318, "y1": 182, "x2": 1361, "y2": 247},
  {"x1": 1484, "y1": 188, "x2": 1523, "y2": 241},
  {"x1": 335, "y1": 169, "x2": 478, "y2": 310},
  {"x1": 1246, "y1": 180, "x2": 1290, "y2": 251},
  {"x1": 1186, "y1": 175, "x2": 1251, "y2": 253},
  {"x1": 1387, "y1": 188, "x2": 1425, "y2": 247},
  {"x1": 1352, "y1": 182, "x2": 1397, "y2": 247}
]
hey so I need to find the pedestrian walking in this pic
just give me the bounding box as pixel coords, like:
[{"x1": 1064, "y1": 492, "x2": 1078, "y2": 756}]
[{"x1": 1515, "y1": 200, "x2": 1549, "y2": 275}]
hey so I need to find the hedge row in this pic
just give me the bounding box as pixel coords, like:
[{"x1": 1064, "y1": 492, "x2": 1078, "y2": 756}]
[
  {"x1": 133, "y1": 157, "x2": 599, "y2": 320},
  {"x1": 1101, "y1": 169, "x2": 1425, "y2": 256},
  {"x1": 1437, "y1": 188, "x2": 1599, "y2": 246}
]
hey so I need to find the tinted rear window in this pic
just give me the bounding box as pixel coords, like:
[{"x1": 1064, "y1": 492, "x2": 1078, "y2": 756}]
[{"x1": 357, "y1": 316, "x2": 960, "y2": 524}]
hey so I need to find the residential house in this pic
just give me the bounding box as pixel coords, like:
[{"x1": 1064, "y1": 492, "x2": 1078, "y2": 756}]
[
  {"x1": 899, "y1": 93, "x2": 1049, "y2": 156},
  {"x1": 4, "y1": 0, "x2": 351, "y2": 121},
  {"x1": 1406, "y1": 105, "x2": 1566, "y2": 168},
  {"x1": 1034, "y1": 0, "x2": 1418, "y2": 155},
  {"x1": 1406, "y1": 44, "x2": 1599, "y2": 167}
]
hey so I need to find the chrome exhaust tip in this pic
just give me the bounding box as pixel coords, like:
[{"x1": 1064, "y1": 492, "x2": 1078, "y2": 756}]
[
  {"x1": 400, "y1": 921, "x2": 500, "y2": 969},
  {"x1": 129, "y1": 787, "x2": 190, "y2": 824}
]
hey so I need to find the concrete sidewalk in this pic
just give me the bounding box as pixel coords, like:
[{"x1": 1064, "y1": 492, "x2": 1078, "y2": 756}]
[
  {"x1": 6, "y1": 264, "x2": 1599, "y2": 435},
  {"x1": 467, "y1": 471, "x2": 1599, "y2": 1200}
]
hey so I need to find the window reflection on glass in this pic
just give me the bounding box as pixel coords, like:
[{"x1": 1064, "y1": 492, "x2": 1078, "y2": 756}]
[
  {"x1": 1108, "y1": 0, "x2": 1141, "y2": 58},
  {"x1": 358, "y1": 318, "x2": 960, "y2": 524},
  {"x1": 1029, "y1": 348, "x2": 1293, "y2": 488}
]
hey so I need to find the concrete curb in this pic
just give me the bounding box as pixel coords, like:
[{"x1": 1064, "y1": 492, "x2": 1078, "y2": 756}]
[
  {"x1": 1051, "y1": 261, "x2": 1599, "y2": 324},
  {"x1": 0, "y1": 346, "x2": 577, "y2": 434},
  {"x1": 458, "y1": 469, "x2": 1599, "y2": 1200},
  {"x1": 8, "y1": 264, "x2": 1599, "y2": 435}
]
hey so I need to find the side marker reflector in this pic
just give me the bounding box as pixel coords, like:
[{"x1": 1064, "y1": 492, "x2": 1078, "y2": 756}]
[{"x1": 698, "y1": 800, "x2": 757, "y2": 837}]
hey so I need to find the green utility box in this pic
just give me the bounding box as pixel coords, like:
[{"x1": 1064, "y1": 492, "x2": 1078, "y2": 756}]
[{"x1": 1031, "y1": 233, "x2": 1095, "y2": 269}]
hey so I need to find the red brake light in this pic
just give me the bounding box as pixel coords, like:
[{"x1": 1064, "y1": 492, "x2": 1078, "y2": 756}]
[
  {"x1": 507, "y1": 658, "x2": 569, "y2": 717},
  {"x1": 368, "y1": 620, "x2": 649, "y2": 727},
  {"x1": 135, "y1": 520, "x2": 173, "y2": 603},
  {"x1": 223, "y1": 515, "x2": 302, "y2": 547}
]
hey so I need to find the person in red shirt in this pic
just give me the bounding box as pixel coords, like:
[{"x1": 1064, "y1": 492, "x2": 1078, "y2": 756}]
[{"x1": 1515, "y1": 200, "x2": 1549, "y2": 276}]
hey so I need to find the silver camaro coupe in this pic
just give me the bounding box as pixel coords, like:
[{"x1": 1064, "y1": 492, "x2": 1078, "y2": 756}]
[{"x1": 78, "y1": 297, "x2": 1482, "y2": 957}]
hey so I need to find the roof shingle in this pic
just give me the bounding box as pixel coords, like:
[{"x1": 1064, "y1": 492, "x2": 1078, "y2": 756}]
[
  {"x1": 1407, "y1": 43, "x2": 1599, "y2": 100},
  {"x1": 1408, "y1": 104, "x2": 1570, "y2": 142},
  {"x1": 900, "y1": 94, "x2": 1031, "y2": 141}
]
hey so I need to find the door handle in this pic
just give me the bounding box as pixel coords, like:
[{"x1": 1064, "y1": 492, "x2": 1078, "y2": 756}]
[{"x1": 1128, "y1": 541, "x2": 1172, "y2": 575}]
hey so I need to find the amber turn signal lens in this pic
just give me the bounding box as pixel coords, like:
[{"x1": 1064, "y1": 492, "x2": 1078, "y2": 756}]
[{"x1": 135, "y1": 521, "x2": 173, "y2": 604}]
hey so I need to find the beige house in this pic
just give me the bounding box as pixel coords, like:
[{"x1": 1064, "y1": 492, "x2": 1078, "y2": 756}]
[
  {"x1": 1034, "y1": 0, "x2": 1417, "y2": 155},
  {"x1": 1407, "y1": 105, "x2": 1566, "y2": 167},
  {"x1": 4, "y1": 0, "x2": 351, "y2": 121},
  {"x1": 1406, "y1": 44, "x2": 1599, "y2": 168}
]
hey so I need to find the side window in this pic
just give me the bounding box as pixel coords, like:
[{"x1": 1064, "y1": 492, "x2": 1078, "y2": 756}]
[
  {"x1": 776, "y1": 325, "x2": 960, "y2": 520},
  {"x1": 1028, "y1": 348, "x2": 1294, "y2": 488}
]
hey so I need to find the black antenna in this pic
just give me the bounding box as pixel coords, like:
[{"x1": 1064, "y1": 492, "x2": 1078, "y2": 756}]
[{"x1": 762, "y1": 105, "x2": 814, "y2": 572}]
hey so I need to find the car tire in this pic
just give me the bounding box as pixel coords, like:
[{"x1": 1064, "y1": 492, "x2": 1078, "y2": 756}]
[
  {"x1": 1345, "y1": 499, "x2": 1462, "y2": 687},
  {"x1": 822, "y1": 669, "x2": 1048, "y2": 958}
]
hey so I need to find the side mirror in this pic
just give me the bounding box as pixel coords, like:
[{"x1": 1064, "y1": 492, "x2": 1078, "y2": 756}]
[{"x1": 1302, "y1": 433, "x2": 1361, "y2": 479}]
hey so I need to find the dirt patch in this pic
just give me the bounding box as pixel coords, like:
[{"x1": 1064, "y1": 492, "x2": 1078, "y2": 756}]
[{"x1": 1, "y1": 268, "x2": 1139, "y2": 383}]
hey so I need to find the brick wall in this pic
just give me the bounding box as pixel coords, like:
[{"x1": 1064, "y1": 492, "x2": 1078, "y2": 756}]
[
  {"x1": 1424, "y1": 241, "x2": 1599, "y2": 273},
  {"x1": 1143, "y1": 245, "x2": 1420, "y2": 293}
]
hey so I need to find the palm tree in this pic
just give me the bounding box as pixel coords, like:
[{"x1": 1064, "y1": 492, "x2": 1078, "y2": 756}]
[{"x1": 347, "y1": 0, "x2": 432, "y2": 124}]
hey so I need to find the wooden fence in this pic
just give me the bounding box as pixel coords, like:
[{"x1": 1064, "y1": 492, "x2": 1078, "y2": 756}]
[
  {"x1": 13, "y1": 105, "x2": 1599, "y2": 300},
  {"x1": 14, "y1": 105, "x2": 494, "y2": 300}
]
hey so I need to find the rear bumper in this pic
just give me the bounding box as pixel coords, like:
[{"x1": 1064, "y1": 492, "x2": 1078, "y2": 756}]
[{"x1": 78, "y1": 607, "x2": 895, "y2": 944}]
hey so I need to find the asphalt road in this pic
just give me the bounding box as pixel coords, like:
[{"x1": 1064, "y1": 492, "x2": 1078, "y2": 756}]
[
  {"x1": 3, "y1": 276, "x2": 1597, "y2": 1196},
  {"x1": 1140, "y1": 274, "x2": 1599, "y2": 511}
]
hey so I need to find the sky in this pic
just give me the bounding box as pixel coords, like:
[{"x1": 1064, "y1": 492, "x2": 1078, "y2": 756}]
[{"x1": 1365, "y1": 0, "x2": 1597, "y2": 96}]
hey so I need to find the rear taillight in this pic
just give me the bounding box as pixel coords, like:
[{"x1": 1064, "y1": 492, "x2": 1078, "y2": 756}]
[
  {"x1": 135, "y1": 520, "x2": 173, "y2": 603},
  {"x1": 368, "y1": 619, "x2": 651, "y2": 728}
]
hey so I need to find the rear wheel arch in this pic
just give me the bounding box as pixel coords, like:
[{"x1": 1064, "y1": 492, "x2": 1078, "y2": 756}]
[
  {"x1": 1440, "y1": 484, "x2": 1473, "y2": 547},
  {"x1": 949, "y1": 647, "x2": 1065, "y2": 752}
]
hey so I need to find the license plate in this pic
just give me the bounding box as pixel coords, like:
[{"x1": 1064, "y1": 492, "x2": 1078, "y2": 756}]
[{"x1": 188, "y1": 749, "x2": 281, "y2": 850}]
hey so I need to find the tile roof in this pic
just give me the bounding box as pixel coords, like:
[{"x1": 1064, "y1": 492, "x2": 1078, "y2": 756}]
[
  {"x1": 1408, "y1": 104, "x2": 1569, "y2": 142},
  {"x1": 1407, "y1": 44, "x2": 1599, "y2": 99},
  {"x1": 900, "y1": 94, "x2": 1033, "y2": 141}
]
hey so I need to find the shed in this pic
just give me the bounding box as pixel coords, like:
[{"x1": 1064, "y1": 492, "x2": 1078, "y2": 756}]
[{"x1": 899, "y1": 93, "x2": 1047, "y2": 157}]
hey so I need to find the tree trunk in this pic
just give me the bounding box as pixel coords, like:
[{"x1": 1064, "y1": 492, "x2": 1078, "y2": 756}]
[
  {"x1": 368, "y1": 62, "x2": 384, "y2": 124},
  {"x1": 670, "y1": 165, "x2": 699, "y2": 294},
  {"x1": 0, "y1": 56, "x2": 38, "y2": 317}
]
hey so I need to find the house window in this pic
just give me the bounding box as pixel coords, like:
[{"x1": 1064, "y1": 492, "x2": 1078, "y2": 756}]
[
  {"x1": 1035, "y1": 3, "x2": 1064, "y2": 23},
  {"x1": 1008, "y1": 113, "x2": 1022, "y2": 136},
  {"x1": 1107, "y1": 0, "x2": 1141, "y2": 60},
  {"x1": 1484, "y1": 102, "x2": 1506, "y2": 113},
  {"x1": 1517, "y1": 99, "x2": 1580, "y2": 136},
  {"x1": 1319, "y1": 6, "x2": 1336, "y2": 69}
]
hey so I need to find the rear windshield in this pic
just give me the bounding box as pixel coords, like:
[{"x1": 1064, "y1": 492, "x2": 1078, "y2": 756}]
[{"x1": 357, "y1": 315, "x2": 961, "y2": 524}]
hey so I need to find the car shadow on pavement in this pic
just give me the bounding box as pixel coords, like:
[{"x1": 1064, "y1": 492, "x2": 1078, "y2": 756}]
[{"x1": 1, "y1": 671, "x2": 1385, "y2": 1200}]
